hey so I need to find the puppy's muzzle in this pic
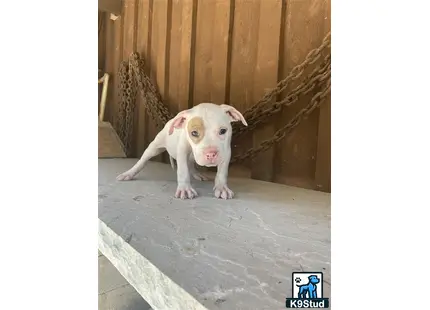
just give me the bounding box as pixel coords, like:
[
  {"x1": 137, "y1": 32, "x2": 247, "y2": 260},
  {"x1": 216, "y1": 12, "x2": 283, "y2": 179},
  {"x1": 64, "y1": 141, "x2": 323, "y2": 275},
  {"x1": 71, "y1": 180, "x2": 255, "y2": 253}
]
[{"x1": 202, "y1": 146, "x2": 219, "y2": 165}]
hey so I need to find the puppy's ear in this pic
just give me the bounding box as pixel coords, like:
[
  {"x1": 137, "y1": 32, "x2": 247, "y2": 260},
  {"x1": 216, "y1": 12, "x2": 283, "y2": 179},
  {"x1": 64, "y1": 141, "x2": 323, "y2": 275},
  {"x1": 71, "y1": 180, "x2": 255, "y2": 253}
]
[
  {"x1": 168, "y1": 110, "x2": 188, "y2": 135},
  {"x1": 220, "y1": 104, "x2": 248, "y2": 126}
]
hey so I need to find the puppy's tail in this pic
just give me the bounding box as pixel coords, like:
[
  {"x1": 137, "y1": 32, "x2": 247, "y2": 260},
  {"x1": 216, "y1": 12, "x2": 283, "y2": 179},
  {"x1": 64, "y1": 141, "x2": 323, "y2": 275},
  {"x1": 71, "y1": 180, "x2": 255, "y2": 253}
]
[{"x1": 169, "y1": 156, "x2": 176, "y2": 171}]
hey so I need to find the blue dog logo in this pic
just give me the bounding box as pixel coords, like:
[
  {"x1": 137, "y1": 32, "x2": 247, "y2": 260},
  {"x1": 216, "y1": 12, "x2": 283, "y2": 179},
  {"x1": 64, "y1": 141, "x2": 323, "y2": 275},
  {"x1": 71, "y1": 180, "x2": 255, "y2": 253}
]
[{"x1": 296, "y1": 275, "x2": 320, "y2": 299}]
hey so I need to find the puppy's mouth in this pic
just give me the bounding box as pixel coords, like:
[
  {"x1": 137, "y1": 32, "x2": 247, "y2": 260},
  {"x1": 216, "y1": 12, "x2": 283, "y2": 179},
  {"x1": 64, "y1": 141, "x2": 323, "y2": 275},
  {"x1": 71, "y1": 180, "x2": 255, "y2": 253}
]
[
  {"x1": 203, "y1": 163, "x2": 218, "y2": 167},
  {"x1": 195, "y1": 158, "x2": 219, "y2": 167}
]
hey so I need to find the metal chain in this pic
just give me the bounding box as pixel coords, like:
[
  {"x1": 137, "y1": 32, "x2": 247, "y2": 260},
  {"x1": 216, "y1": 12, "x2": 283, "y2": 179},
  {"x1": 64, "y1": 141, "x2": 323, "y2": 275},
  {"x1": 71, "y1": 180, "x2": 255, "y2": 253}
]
[
  {"x1": 232, "y1": 54, "x2": 331, "y2": 139},
  {"x1": 239, "y1": 32, "x2": 331, "y2": 122},
  {"x1": 230, "y1": 77, "x2": 331, "y2": 164},
  {"x1": 117, "y1": 61, "x2": 137, "y2": 156},
  {"x1": 129, "y1": 53, "x2": 174, "y2": 128},
  {"x1": 115, "y1": 32, "x2": 331, "y2": 161}
]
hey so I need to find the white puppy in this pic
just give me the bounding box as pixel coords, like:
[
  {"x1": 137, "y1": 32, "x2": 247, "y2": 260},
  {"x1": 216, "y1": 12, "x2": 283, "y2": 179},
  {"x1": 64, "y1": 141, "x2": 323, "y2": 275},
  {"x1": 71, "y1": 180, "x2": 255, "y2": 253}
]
[{"x1": 116, "y1": 103, "x2": 248, "y2": 199}]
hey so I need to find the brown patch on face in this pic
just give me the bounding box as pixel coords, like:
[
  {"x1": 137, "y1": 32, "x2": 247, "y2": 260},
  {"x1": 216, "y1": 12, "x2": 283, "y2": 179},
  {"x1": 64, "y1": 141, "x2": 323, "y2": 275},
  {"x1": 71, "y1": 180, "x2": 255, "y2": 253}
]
[{"x1": 187, "y1": 116, "x2": 205, "y2": 144}]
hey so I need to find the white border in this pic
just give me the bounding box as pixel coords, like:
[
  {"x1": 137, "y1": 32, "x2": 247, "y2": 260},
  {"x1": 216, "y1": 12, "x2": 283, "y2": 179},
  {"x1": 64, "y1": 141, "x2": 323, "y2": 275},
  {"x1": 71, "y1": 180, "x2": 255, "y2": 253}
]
[
  {"x1": 1, "y1": 1, "x2": 430, "y2": 310},
  {"x1": 1, "y1": 1, "x2": 97, "y2": 309},
  {"x1": 333, "y1": 0, "x2": 430, "y2": 309}
]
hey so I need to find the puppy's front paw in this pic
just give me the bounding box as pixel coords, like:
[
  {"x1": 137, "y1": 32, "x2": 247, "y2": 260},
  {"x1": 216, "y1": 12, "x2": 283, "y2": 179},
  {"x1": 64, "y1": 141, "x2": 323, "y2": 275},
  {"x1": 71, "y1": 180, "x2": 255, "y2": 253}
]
[
  {"x1": 175, "y1": 184, "x2": 198, "y2": 199},
  {"x1": 213, "y1": 184, "x2": 234, "y2": 199},
  {"x1": 116, "y1": 172, "x2": 134, "y2": 181}
]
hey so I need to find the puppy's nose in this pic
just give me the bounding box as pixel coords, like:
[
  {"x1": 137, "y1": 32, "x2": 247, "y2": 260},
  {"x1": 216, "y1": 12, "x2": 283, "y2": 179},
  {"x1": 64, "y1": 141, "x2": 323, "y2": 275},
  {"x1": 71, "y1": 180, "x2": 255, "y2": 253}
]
[{"x1": 205, "y1": 151, "x2": 218, "y2": 161}]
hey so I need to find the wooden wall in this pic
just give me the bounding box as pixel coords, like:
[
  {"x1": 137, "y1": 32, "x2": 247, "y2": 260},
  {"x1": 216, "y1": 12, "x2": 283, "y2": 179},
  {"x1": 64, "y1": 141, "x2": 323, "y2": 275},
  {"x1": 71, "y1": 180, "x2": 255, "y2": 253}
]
[{"x1": 98, "y1": 0, "x2": 331, "y2": 192}]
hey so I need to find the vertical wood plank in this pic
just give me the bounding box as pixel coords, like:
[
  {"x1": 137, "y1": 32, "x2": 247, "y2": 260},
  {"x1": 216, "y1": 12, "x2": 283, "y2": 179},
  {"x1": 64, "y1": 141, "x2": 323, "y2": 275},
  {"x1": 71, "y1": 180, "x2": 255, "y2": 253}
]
[
  {"x1": 103, "y1": 13, "x2": 113, "y2": 121},
  {"x1": 98, "y1": 11, "x2": 106, "y2": 71},
  {"x1": 149, "y1": 0, "x2": 172, "y2": 162},
  {"x1": 167, "y1": 0, "x2": 196, "y2": 114},
  {"x1": 210, "y1": 0, "x2": 233, "y2": 104},
  {"x1": 314, "y1": 95, "x2": 331, "y2": 192},
  {"x1": 122, "y1": 0, "x2": 138, "y2": 58},
  {"x1": 193, "y1": 0, "x2": 232, "y2": 105},
  {"x1": 122, "y1": 0, "x2": 138, "y2": 156},
  {"x1": 105, "y1": 5, "x2": 124, "y2": 128},
  {"x1": 98, "y1": 11, "x2": 106, "y2": 115},
  {"x1": 274, "y1": 0, "x2": 328, "y2": 189},
  {"x1": 193, "y1": 0, "x2": 215, "y2": 104},
  {"x1": 134, "y1": 0, "x2": 153, "y2": 157},
  {"x1": 167, "y1": 0, "x2": 183, "y2": 115},
  {"x1": 314, "y1": 0, "x2": 331, "y2": 192},
  {"x1": 250, "y1": 0, "x2": 283, "y2": 182},
  {"x1": 228, "y1": 0, "x2": 261, "y2": 172}
]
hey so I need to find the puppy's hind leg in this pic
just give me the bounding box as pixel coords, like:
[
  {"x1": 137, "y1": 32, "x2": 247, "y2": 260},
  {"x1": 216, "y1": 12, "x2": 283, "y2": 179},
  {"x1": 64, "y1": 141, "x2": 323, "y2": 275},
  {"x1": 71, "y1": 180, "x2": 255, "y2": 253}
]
[{"x1": 116, "y1": 132, "x2": 166, "y2": 181}]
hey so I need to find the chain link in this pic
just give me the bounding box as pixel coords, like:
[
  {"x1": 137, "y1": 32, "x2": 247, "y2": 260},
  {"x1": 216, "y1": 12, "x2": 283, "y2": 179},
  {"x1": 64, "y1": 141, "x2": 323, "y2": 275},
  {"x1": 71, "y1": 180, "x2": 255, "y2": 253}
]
[{"x1": 115, "y1": 32, "x2": 331, "y2": 161}]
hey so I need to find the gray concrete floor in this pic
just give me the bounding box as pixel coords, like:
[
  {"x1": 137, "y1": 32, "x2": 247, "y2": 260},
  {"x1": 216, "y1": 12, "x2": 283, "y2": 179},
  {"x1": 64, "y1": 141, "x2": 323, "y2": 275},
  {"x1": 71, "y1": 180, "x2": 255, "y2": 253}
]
[
  {"x1": 99, "y1": 159, "x2": 331, "y2": 309},
  {"x1": 99, "y1": 251, "x2": 152, "y2": 310}
]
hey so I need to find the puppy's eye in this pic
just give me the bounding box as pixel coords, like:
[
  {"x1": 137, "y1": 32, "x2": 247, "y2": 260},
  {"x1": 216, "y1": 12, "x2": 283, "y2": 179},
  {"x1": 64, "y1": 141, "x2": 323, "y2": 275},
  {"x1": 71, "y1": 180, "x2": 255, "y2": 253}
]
[
  {"x1": 219, "y1": 128, "x2": 227, "y2": 135},
  {"x1": 191, "y1": 130, "x2": 199, "y2": 137}
]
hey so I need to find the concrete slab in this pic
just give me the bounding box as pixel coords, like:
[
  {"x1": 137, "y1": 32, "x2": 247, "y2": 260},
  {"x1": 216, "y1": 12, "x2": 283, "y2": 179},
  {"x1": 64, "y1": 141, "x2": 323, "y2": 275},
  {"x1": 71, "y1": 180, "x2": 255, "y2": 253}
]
[{"x1": 98, "y1": 158, "x2": 331, "y2": 310}]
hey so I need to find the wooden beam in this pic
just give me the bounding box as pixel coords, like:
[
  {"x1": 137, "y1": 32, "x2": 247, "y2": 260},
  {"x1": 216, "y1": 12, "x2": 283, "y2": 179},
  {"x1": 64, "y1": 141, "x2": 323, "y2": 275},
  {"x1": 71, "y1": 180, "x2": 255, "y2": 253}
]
[
  {"x1": 251, "y1": 0, "x2": 283, "y2": 182},
  {"x1": 99, "y1": 0, "x2": 122, "y2": 16}
]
